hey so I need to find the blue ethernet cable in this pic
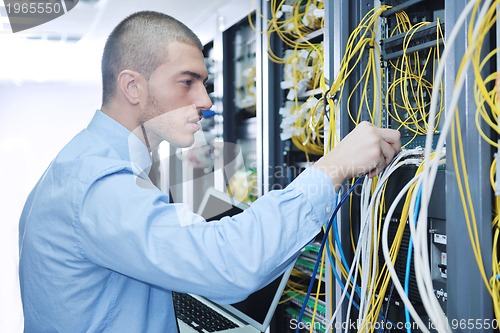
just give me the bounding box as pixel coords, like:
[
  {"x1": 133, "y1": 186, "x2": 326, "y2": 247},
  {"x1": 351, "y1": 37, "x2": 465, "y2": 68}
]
[
  {"x1": 297, "y1": 177, "x2": 394, "y2": 333},
  {"x1": 326, "y1": 242, "x2": 389, "y2": 333},
  {"x1": 404, "y1": 233, "x2": 414, "y2": 332},
  {"x1": 333, "y1": 214, "x2": 362, "y2": 296},
  {"x1": 295, "y1": 177, "x2": 364, "y2": 333},
  {"x1": 404, "y1": 186, "x2": 422, "y2": 333},
  {"x1": 325, "y1": 240, "x2": 360, "y2": 308},
  {"x1": 326, "y1": 241, "x2": 388, "y2": 333},
  {"x1": 333, "y1": 213, "x2": 350, "y2": 271},
  {"x1": 326, "y1": 215, "x2": 393, "y2": 333}
]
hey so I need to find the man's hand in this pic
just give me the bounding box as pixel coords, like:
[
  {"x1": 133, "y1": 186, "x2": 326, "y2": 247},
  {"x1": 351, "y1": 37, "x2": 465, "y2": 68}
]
[{"x1": 312, "y1": 121, "x2": 401, "y2": 190}]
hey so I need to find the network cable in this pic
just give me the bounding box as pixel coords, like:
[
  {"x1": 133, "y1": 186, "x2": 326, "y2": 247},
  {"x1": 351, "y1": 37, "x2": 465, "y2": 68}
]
[
  {"x1": 416, "y1": 2, "x2": 493, "y2": 331},
  {"x1": 255, "y1": 0, "x2": 500, "y2": 329},
  {"x1": 404, "y1": 186, "x2": 421, "y2": 333},
  {"x1": 295, "y1": 176, "x2": 364, "y2": 333}
]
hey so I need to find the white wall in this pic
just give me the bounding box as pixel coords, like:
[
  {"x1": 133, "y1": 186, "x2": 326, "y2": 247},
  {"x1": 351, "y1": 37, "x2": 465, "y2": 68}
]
[{"x1": 0, "y1": 81, "x2": 100, "y2": 332}]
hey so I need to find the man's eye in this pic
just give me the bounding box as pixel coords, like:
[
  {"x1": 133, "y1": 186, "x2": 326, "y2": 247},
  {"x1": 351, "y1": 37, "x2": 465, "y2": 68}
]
[{"x1": 182, "y1": 80, "x2": 193, "y2": 86}]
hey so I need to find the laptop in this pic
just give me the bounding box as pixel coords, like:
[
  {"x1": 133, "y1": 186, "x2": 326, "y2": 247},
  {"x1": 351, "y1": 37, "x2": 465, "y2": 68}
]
[{"x1": 174, "y1": 187, "x2": 294, "y2": 333}]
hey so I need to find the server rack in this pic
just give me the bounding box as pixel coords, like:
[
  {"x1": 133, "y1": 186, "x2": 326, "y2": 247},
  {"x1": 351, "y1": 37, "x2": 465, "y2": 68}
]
[
  {"x1": 222, "y1": 13, "x2": 260, "y2": 204},
  {"x1": 258, "y1": 0, "x2": 498, "y2": 331},
  {"x1": 327, "y1": 0, "x2": 495, "y2": 332},
  {"x1": 444, "y1": 0, "x2": 493, "y2": 327},
  {"x1": 165, "y1": 0, "x2": 498, "y2": 331},
  {"x1": 259, "y1": 1, "x2": 328, "y2": 332}
]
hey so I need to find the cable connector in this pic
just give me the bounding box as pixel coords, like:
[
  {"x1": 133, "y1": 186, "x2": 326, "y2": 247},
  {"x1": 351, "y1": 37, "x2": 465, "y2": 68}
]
[
  {"x1": 326, "y1": 90, "x2": 339, "y2": 102},
  {"x1": 404, "y1": 146, "x2": 424, "y2": 157},
  {"x1": 313, "y1": 8, "x2": 324, "y2": 18},
  {"x1": 404, "y1": 158, "x2": 423, "y2": 166},
  {"x1": 280, "y1": 80, "x2": 294, "y2": 90}
]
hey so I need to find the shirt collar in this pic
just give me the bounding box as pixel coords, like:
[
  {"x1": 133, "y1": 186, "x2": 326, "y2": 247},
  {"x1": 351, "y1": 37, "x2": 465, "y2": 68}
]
[{"x1": 87, "y1": 110, "x2": 152, "y2": 175}]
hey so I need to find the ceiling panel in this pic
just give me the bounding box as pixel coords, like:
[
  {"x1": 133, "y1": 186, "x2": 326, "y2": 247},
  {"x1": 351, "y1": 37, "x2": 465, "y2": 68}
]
[
  {"x1": 0, "y1": 0, "x2": 255, "y2": 83},
  {"x1": 1, "y1": 0, "x2": 251, "y2": 43}
]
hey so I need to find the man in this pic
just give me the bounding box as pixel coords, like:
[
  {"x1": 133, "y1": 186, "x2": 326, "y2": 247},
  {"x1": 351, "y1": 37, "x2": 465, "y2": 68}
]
[{"x1": 19, "y1": 11, "x2": 401, "y2": 333}]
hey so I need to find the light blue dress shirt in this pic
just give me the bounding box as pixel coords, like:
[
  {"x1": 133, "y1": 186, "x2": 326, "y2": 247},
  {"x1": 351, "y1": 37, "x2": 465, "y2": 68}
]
[{"x1": 19, "y1": 110, "x2": 337, "y2": 333}]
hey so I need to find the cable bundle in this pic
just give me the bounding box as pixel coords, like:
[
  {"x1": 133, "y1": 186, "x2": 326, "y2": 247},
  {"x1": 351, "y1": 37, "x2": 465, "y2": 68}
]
[
  {"x1": 279, "y1": 45, "x2": 326, "y2": 157},
  {"x1": 459, "y1": 0, "x2": 500, "y2": 321},
  {"x1": 395, "y1": 0, "x2": 497, "y2": 330},
  {"x1": 321, "y1": 1, "x2": 498, "y2": 331},
  {"x1": 326, "y1": 149, "x2": 426, "y2": 333},
  {"x1": 385, "y1": 13, "x2": 445, "y2": 146},
  {"x1": 252, "y1": 0, "x2": 500, "y2": 330},
  {"x1": 251, "y1": 0, "x2": 327, "y2": 158},
  {"x1": 326, "y1": 5, "x2": 389, "y2": 151},
  {"x1": 264, "y1": 0, "x2": 325, "y2": 64}
]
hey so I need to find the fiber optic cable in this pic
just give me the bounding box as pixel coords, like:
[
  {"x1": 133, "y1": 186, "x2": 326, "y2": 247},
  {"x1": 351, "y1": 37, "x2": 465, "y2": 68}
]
[
  {"x1": 440, "y1": 0, "x2": 497, "y2": 308},
  {"x1": 250, "y1": 0, "x2": 324, "y2": 64},
  {"x1": 353, "y1": 150, "x2": 420, "y2": 332},
  {"x1": 385, "y1": 15, "x2": 445, "y2": 144},
  {"x1": 380, "y1": 152, "x2": 446, "y2": 333},
  {"x1": 326, "y1": 233, "x2": 395, "y2": 333},
  {"x1": 262, "y1": 1, "x2": 326, "y2": 156},
  {"x1": 295, "y1": 176, "x2": 364, "y2": 333},
  {"x1": 324, "y1": 6, "x2": 444, "y2": 329},
  {"x1": 382, "y1": 171, "x2": 430, "y2": 333},
  {"x1": 453, "y1": 0, "x2": 500, "y2": 307},
  {"x1": 262, "y1": 1, "x2": 500, "y2": 330},
  {"x1": 404, "y1": 186, "x2": 421, "y2": 333},
  {"x1": 326, "y1": 5, "x2": 389, "y2": 150},
  {"x1": 324, "y1": 150, "x2": 420, "y2": 332},
  {"x1": 327, "y1": 154, "x2": 407, "y2": 331},
  {"x1": 414, "y1": 1, "x2": 484, "y2": 331},
  {"x1": 308, "y1": 249, "x2": 325, "y2": 333},
  {"x1": 470, "y1": 7, "x2": 500, "y2": 307}
]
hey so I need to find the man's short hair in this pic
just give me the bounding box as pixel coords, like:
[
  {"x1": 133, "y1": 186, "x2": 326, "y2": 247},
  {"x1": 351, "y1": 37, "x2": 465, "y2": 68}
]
[{"x1": 101, "y1": 11, "x2": 203, "y2": 105}]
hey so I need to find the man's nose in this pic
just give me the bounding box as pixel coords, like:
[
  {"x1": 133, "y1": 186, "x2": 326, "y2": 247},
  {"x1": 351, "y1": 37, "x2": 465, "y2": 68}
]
[{"x1": 196, "y1": 85, "x2": 213, "y2": 110}]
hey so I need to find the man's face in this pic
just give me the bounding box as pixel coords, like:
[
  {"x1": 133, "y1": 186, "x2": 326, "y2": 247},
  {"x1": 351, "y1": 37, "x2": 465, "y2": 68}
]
[{"x1": 142, "y1": 41, "x2": 212, "y2": 148}]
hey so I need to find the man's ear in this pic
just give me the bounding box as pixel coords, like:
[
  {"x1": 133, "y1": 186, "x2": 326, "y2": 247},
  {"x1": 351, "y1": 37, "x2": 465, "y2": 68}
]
[{"x1": 116, "y1": 70, "x2": 146, "y2": 105}]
